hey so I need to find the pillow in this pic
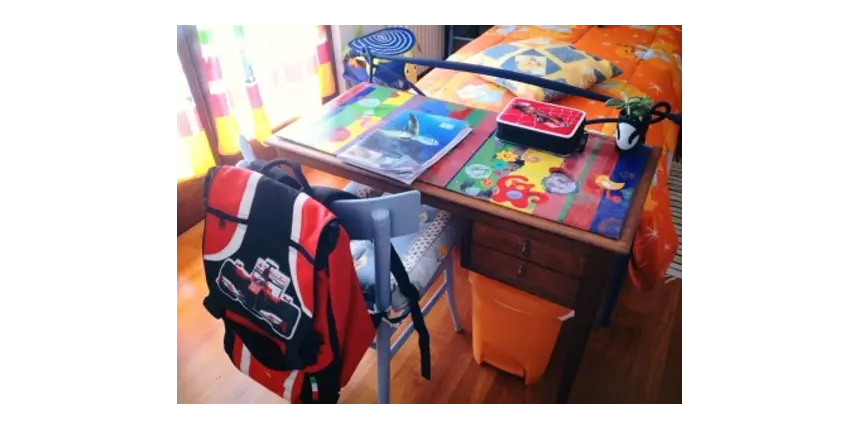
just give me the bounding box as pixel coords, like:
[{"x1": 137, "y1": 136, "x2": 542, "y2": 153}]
[{"x1": 463, "y1": 38, "x2": 623, "y2": 102}]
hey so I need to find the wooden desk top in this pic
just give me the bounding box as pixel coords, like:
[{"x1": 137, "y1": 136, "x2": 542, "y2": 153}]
[{"x1": 265, "y1": 84, "x2": 660, "y2": 255}]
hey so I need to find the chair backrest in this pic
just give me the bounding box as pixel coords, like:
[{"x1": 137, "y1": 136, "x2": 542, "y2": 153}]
[
  {"x1": 237, "y1": 135, "x2": 256, "y2": 164},
  {"x1": 328, "y1": 192, "x2": 421, "y2": 313},
  {"x1": 327, "y1": 192, "x2": 421, "y2": 241}
]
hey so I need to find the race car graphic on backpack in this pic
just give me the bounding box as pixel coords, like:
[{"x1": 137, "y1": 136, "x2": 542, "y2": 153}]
[
  {"x1": 215, "y1": 258, "x2": 252, "y2": 300},
  {"x1": 215, "y1": 256, "x2": 303, "y2": 341},
  {"x1": 257, "y1": 310, "x2": 286, "y2": 334},
  {"x1": 250, "y1": 258, "x2": 292, "y2": 303}
]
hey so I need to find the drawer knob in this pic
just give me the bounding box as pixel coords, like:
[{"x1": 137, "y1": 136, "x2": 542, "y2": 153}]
[
  {"x1": 517, "y1": 264, "x2": 526, "y2": 277},
  {"x1": 520, "y1": 240, "x2": 530, "y2": 257}
]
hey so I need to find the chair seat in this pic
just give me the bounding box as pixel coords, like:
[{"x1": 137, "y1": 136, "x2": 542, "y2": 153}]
[{"x1": 343, "y1": 182, "x2": 460, "y2": 316}]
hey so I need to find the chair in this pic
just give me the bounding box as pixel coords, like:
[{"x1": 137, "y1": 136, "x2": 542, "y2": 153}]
[{"x1": 329, "y1": 181, "x2": 463, "y2": 404}]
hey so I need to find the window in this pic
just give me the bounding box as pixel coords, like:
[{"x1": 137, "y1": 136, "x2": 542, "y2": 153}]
[
  {"x1": 177, "y1": 56, "x2": 215, "y2": 182},
  {"x1": 177, "y1": 25, "x2": 337, "y2": 232}
]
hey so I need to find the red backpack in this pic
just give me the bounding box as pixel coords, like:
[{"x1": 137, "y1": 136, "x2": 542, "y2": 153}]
[{"x1": 200, "y1": 159, "x2": 430, "y2": 403}]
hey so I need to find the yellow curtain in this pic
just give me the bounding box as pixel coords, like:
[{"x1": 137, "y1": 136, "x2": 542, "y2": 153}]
[
  {"x1": 177, "y1": 57, "x2": 216, "y2": 182},
  {"x1": 196, "y1": 25, "x2": 336, "y2": 156}
]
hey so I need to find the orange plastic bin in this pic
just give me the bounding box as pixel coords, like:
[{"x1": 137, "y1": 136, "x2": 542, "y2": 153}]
[{"x1": 470, "y1": 272, "x2": 574, "y2": 385}]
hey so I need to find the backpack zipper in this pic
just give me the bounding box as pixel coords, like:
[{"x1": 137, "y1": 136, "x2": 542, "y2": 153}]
[{"x1": 206, "y1": 205, "x2": 317, "y2": 265}]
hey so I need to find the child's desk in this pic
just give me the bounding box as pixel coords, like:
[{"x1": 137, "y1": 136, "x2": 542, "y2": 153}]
[{"x1": 268, "y1": 83, "x2": 660, "y2": 403}]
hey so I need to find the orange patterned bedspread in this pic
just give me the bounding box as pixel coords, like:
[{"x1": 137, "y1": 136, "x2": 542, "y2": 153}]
[{"x1": 417, "y1": 25, "x2": 681, "y2": 291}]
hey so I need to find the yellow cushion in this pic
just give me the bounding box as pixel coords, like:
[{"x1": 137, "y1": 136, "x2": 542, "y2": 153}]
[{"x1": 464, "y1": 38, "x2": 623, "y2": 102}]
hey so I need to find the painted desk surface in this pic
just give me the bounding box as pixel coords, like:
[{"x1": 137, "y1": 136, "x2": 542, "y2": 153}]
[
  {"x1": 274, "y1": 82, "x2": 659, "y2": 254},
  {"x1": 267, "y1": 83, "x2": 660, "y2": 403}
]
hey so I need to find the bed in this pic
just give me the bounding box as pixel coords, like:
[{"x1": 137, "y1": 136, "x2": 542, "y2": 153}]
[{"x1": 415, "y1": 25, "x2": 682, "y2": 291}]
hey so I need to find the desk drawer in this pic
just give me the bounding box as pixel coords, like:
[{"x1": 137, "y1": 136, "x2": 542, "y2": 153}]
[
  {"x1": 469, "y1": 244, "x2": 580, "y2": 309},
  {"x1": 472, "y1": 222, "x2": 586, "y2": 278}
]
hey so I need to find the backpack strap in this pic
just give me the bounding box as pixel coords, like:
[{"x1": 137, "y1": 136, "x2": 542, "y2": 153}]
[
  {"x1": 254, "y1": 159, "x2": 312, "y2": 191},
  {"x1": 312, "y1": 186, "x2": 432, "y2": 381},
  {"x1": 387, "y1": 244, "x2": 432, "y2": 380}
]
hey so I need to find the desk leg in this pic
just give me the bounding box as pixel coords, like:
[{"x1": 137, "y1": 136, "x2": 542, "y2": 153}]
[
  {"x1": 597, "y1": 252, "x2": 631, "y2": 327},
  {"x1": 554, "y1": 251, "x2": 614, "y2": 403}
]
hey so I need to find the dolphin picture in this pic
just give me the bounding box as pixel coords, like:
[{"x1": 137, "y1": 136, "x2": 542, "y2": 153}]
[{"x1": 378, "y1": 113, "x2": 439, "y2": 146}]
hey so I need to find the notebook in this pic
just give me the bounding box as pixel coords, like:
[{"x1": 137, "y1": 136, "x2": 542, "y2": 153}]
[{"x1": 338, "y1": 109, "x2": 472, "y2": 184}]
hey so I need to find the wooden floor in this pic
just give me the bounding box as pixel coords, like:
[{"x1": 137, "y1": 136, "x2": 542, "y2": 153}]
[{"x1": 177, "y1": 170, "x2": 682, "y2": 404}]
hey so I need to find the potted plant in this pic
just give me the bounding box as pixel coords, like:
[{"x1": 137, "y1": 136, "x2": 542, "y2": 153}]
[{"x1": 605, "y1": 94, "x2": 653, "y2": 150}]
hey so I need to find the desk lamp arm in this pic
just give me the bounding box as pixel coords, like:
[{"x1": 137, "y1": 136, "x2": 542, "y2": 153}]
[{"x1": 356, "y1": 50, "x2": 681, "y2": 126}]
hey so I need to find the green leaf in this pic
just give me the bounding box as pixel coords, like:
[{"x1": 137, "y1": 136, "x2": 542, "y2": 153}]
[{"x1": 606, "y1": 99, "x2": 623, "y2": 108}]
